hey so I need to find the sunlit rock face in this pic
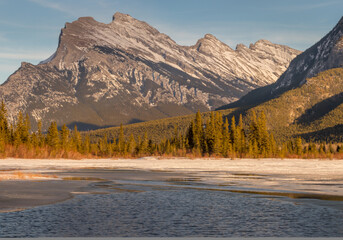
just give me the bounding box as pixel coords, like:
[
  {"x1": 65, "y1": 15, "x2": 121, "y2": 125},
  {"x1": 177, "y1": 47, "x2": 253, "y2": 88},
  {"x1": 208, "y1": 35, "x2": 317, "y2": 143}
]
[{"x1": 0, "y1": 12, "x2": 300, "y2": 130}]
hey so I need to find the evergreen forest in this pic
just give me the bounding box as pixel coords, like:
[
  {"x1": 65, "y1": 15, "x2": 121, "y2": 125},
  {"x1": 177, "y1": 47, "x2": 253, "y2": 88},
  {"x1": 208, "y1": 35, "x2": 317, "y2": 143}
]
[{"x1": 0, "y1": 100, "x2": 342, "y2": 159}]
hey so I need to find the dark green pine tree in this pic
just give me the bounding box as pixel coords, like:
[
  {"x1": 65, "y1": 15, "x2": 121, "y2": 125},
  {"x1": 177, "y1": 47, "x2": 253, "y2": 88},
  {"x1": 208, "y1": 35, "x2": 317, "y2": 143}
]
[
  {"x1": 213, "y1": 112, "x2": 223, "y2": 155},
  {"x1": 60, "y1": 124, "x2": 70, "y2": 151},
  {"x1": 194, "y1": 110, "x2": 203, "y2": 152},
  {"x1": 186, "y1": 121, "x2": 195, "y2": 150},
  {"x1": 30, "y1": 132, "x2": 38, "y2": 148},
  {"x1": 140, "y1": 132, "x2": 149, "y2": 154},
  {"x1": 257, "y1": 111, "x2": 269, "y2": 155},
  {"x1": 37, "y1": 120, "x2": 44, "y2": 147},
  {"x1": 295, "y1": 137, "x2": 302, "y2": 156},
  {"x1": 118, "y1": 123, "x2": 125, "y2": 153},
  {"x1": 46, "y1": 121, "x2": 60, "y2": 149},
  {"x1": 82, "y1": 135, "x2": 90, "y2": 155},
  {"x1": 22, "y1": 114, "x2": 31, "y2": 144},
  {"x1": 0, "y1": 100, "x2": 10, "y2": 143},
  {"x1": 230, "y1": 116, "x2": 239, "y2": 153},
  {"x1": 222, "y1": 117, "x2": 231, "y2": 156},
  {"x1": 100, "y1": 134, "x2": 109, "y2": 156},
  {"x1": 71, "y1": 125, "x2": 81, "y2": 152},
  {"x1": 205, "y1": 113, "x2": 216, "y2": 155},
  {"x1": 172, "y1": 124, "x2": 180, "y2": 149},
  {"x1": 238, "y1": 114, "x2": 246, "y2": 154},
  {"x1": 13, "y1": 112, "x2": 24, "y2": 146},
  {"x1": 248, "y1": 111, "x2": 258, "y2": 156},
  {"x1": 127, "y1": 134, "x2": 136, "y2": 155}
]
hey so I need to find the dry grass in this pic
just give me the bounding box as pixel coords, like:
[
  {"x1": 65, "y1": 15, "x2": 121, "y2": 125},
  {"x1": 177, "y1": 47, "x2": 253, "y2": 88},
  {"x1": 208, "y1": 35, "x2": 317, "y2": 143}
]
[{"x1": 0, "y1": 171, "x2": 58, "y2": 181}]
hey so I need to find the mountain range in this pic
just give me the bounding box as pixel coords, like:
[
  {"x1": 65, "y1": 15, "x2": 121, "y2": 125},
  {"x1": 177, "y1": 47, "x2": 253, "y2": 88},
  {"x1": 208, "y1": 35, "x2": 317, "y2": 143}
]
[
  {"x1": 0, "y1": 12, "x2": 300, "y2": 130},
  {"x1": 219, "y1": 16, "x2": 343, "y2": 142}
]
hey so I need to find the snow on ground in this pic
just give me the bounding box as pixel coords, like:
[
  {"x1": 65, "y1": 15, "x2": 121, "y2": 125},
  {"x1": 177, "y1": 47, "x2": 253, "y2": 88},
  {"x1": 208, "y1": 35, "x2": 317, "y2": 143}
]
[{"x1": 1, "y1": 157, "x2": 343, "y2": 196}]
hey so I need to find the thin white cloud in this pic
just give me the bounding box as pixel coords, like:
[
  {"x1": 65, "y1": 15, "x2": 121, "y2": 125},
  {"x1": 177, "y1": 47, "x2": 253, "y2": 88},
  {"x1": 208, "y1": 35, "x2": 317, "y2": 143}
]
[{"x1": 28, "y1": 0, "x2": 76, "y2": 16}]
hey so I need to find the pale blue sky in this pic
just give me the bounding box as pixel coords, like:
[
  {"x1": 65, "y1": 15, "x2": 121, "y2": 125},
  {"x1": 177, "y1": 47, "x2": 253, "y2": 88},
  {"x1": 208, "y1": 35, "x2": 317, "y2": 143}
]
[{"x1": 0, "y1": 0, "x2": 342, "y2": 83}]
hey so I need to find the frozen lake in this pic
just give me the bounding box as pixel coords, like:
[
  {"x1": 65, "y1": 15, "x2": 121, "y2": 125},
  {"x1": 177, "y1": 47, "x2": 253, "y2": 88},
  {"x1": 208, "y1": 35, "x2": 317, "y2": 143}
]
[
  {"x1": 1, "y1": 157, "x2": 343, "y2": 237},
  {"x1": 1, "y1": 176, "x2": 343, "y2": 237}
]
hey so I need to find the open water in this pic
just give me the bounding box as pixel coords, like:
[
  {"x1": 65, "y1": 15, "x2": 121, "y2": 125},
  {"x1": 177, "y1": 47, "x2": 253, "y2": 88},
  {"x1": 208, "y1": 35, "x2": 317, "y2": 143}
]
[{"x1": 1, "y1": 179, "x2": 343, "y2": 237}]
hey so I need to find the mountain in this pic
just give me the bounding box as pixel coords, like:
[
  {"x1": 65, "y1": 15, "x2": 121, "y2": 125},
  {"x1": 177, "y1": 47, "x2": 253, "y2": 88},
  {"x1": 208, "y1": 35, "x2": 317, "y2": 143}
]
[
  {"x1": 0, "y1": 12, "x2": 300, "y2": 130},
  {"x1": 218, "y1": 17, "x2": 343, "y2": 141},
  {"x1": 220, "y1": 16, "x2": 343, "y2": 109}
]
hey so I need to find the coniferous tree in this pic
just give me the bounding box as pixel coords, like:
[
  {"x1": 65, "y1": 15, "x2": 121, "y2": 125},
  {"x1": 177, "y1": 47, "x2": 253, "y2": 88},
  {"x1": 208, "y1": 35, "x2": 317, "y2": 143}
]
[
  {"x1": 319, "y1": 143, "x2": 326, "y2": 154},
  {"x1": 30, "y1": 132, "x2": 38, "y2": 148},
  {"x1": 136, "y1": 135, "x2": 142, "y2": 153},
  {"x1": 328, "y1": 143, "x2": 335, "y2": 154},
  {"x1": 213, "y1": 112, "x2": 223, "y2": 155},
  {"x1": 238, "y1": 114, "x2": 246, "y2": 155},
  {"x1": 295, "y1": 137, "x2": 302, "y2": 156},
  {"x1": 0, "y1": 132, "x2": 4, "y2": 153},
  {"x1": 127, "y1": 134, "x2": 136, "y2": 155},
  {"x1": 0, "y1": 100, "x2": 10, "y2": 143},
  {"x1": 222, "y1": 117, "x2": 231, "y2": 156},
  {"x1": 15, "y1": 111, "x2": 25, "y2": 145},
  {"x1": 60, "y1": 124, "x2": 70, "y2": 151},
  {"x1": 22, "y1": 114, "x2": 31, "y2": 143},
  {"x1": 308, "y1": 142, "x2": 318, "y2": 155},
  {"x1": 205, "y1": 113, "x2": 216, "y2": 155},
  {"x1": 186, "y1": 121, "x2": 195, "y2": 150},
  {"x1": 248, "y1": 111, "x2": 258, "y2": 155},
  {"x1": 118, "y1": 124, "x2": 125, "y2": 153},
  {"x1": 230, "y1": 116, "x2": 238, "y2": 153},
  {"x1": 259, "y1": 111, "x2": 271, "y2": 155},
  {"x1": 46, "y1": 121, "x2": 59, "y2": 148},
  {"x1": 37, "y1": 120, "x2": 44, "y2": 147},
  {"x1": 269, "y1": 133, "x2": 277, "y2": 156},
  {"x1": 337, "y1": 144, "x2": 343, "y2": 153},
  {"x1": 194, "y1": 110, "x2": 203, "y2": 151},
  {"x1": 100, "y1": 134, "x2": 109, "y2": 155},
  {"x1": 140, "y1": 132, "x2": 149, "y2": 154},
  {"x1": 71, "y1": 125, "x2": 81, "y2": 152},
  {"x1": 82, "y1": 135, "x2": 90, "y2": 155}
]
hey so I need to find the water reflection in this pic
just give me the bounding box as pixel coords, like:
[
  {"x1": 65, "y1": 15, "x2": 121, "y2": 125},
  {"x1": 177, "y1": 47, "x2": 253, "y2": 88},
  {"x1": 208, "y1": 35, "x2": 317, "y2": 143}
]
[{"x1": 1, "y1": 182, "x2": 343, "y2": 237}]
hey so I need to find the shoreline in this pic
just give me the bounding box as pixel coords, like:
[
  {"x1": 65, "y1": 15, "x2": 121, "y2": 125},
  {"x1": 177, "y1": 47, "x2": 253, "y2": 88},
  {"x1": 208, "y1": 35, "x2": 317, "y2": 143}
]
[{"x1": 1, "y1": 157, "x2": 343, "y2": 212}]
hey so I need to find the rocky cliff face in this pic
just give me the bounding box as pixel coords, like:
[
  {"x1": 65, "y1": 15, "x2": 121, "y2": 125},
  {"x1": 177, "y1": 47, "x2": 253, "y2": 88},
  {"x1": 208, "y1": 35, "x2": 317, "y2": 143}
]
[
  {"x1": 0, "y1": 12, "x2": 300, "y2": 130},
  {"x1": 272, "y1": 17, "x2": 343, "y2": 93},
  {"x1": 221, "y1": 16, "x2": 343, "y2": 110}
]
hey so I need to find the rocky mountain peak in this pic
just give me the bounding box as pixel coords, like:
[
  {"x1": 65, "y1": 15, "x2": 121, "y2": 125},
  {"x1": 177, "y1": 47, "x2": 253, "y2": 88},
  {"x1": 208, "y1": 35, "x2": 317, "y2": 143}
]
[
  {"x1": 235, "y1": 43, "x2": 248, "y2": 51},
  {"x1": 194, "y1": 34, "x2": 233, "y2": 55},
  {"x1": 272, "y1": 16, "x2": 343, "y2": 92},
  {"x1": 203, "y1": 33, "x2": 217, "y2": 40},
  {"x1": 0, "y1": 12, "x2": 300, "y2": 130},
  {"x1": 110, "y1": 12, "x2": 160, "y2": 37},
  {"x1": 112, "y1": 12, "x2": 134, "y2": 22},
  {"x1": 251, "y1": 39, "x2": 272, "y2": 48}
]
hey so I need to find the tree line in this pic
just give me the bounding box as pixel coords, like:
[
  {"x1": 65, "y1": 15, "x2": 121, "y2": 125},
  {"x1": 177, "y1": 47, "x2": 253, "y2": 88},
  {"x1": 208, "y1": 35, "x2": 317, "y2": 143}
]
[{"x1": 0, "y1": 101, "x2": 342, "y2": 159}]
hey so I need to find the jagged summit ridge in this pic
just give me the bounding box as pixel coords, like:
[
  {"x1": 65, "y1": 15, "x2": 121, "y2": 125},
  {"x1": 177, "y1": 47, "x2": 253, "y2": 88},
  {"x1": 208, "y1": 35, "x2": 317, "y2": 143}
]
[
  {"x1": 0, "y1": 12, "x2": 300, "y2": 130},
  {"x1": 219, "y1": 16, "x2": 343, "y2": 111},
  {"x1": 273, "y1": 16, "x2": 343, "y2": 92}
]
